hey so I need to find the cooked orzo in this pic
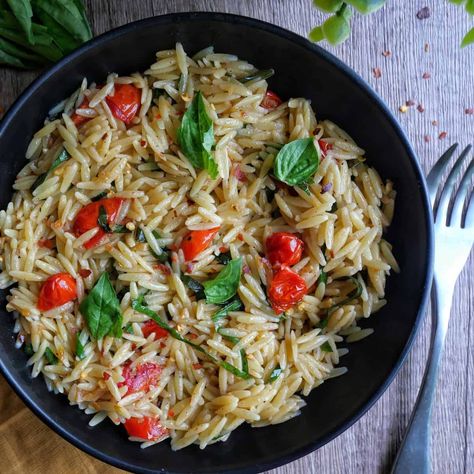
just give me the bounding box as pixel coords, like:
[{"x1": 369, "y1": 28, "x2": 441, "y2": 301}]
[{"x1": 0, "y1": 43, "x2": 399, "y2": 450}]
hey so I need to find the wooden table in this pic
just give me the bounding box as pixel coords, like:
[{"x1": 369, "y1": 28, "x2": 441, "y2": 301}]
[{"x1": 0, "y1": 1, "x2": 472, "y2": 473}]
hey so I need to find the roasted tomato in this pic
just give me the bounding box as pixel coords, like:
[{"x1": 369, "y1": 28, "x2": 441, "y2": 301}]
[
  {"x1": 37, "y1": 273, "x2": 77, "y2": 311},
  {"x1": 71, "y1": 97, "x2": 91, "y2": 126},
  {"x1": 318, "y1": 139, "x2": 333, "y2": 157},
  {"x1": 180, "y1": 227, "x2": 220, "y2": 261},
  {"x1": 268, "y1": 266, "x2": 307, "y2": 314},
  {"x1": 124, "y1": 416, "x2": 168, "y2": 441},
  {"x1": 141, "y1": 320, "x2": 168, "y2": 340},
  {"x1": 266, "y1": 232, "x2": 304, "y2": 267},
  {"x1": 118, "y1": 362, "x2": 162, "y2": 395},
  {"x1": 261, "y1": 90, "x2": 282, "y2": 109},
  {"x1": 106, "y1": 84, "x2": 141, "y2": 124},
  {"x1": 72, "y1": 197, "x2": 124, "y2": 249}
]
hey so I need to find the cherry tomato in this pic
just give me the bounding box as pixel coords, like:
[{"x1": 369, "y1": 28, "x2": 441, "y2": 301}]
[
  {"x1": 106, "y1": 84, "x2": 141, "y2": 124},
  {"x1": 180, "y1": 227, "x2": 220, "y2": 261},
  {"x1": 37, "y1": 273, "x2": 77, "y2": 311},
  {"x1": 266, "y1": 232, "x2": 304, "y2": 267},
  {"x1": 318, "y1": 139, "x2": 333, "y2": 157},
  {"x1": 71, "y1": 97, "x2": 91, "y2": 127},
  {"x1": 141, "y1": 320, "x2": 168, "y2": 340},
  {"x1": 261, "y1": 90, "x2": 282, "y2": 109},
  {"x1": 118, "y1": 362, "x2": 162, "y2": 395},
  {"x1": 72, "y1": 197, "x2": 124, "y2": 249},
  {"x1": 124, "y1": 416, "x2": 168, "y2": 441},
  {"x1": 268, "y1": 266, "x2": 307, "y2": 314},
  {"x1": 38, "y1": 239, "x2": 55, "y2": 249}
]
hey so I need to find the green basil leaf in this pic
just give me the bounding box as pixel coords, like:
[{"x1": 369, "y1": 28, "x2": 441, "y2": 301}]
[
  {"x1": 112, "y1": 224, "x2": 129, "y2": 233},
  {"x1": 462, "y1": 26, "x2": 474, "y2": 47},
  {"x1": 132, "y1": 300, "x2": 250, "y2": 379},
  {"x1": 97, "y1": 205, "x2": 111, "y2": 232},
  {"x1": 177, "y1": 91, "x2": 218, "y2": 179},
  {"x1": 182, "y1": 275, "x2": 206, "y2": 300},
  {"x1": 211, "y1": 296, "x2": 243, "y2": 324},
  {"x1": 345, "y1": 0, "x2": 385, "y2": 14},
  {"x1": 31, "y1": 148, "x2": 70, "y2": 191},
  {"x1": 24, "y1": 343, "x2": 34, "y2": 356},
  {"x1": 215, "y1": 251, "x2": 232, "y2": 265},
  {"x1": 91, "y1": 191, "x2": 107, "y2": 202},
  {"x1": 76, "y1": 329, "x2": 88, "y2": 359},
  {"x1": 267, "y1": 364, "x2": 282, "y2": 383},
  {"x1": 44, "y1": 347, "x2": 58, "y2": 364},
  {"x1": 203, "y1": 257, "x2": 242, "y2": 304},
  {"x1": 79, "y1": 272, "x2": 123, "y2": 339},
  {"x1": 273, "y1": 138, "x2": 319, "y2": 187},
  {"x1": 6, "y1": 0, "x2": 34, "y2": 44},
  {"x1": 239, "y1": 68, "x2": 274, "y2": 83},
  {"x1": 70, "y1": 0, "x2": 92, "y2": 38},
  {"x1": 135, "y1": 227, "x2": 146, "y2": 242},
  {"x1": 124, "y1": 322, "x2": 134, "y2": 334},
  {"x1": 0, "y1": 42, "x2": 31, "y2": 68},
  {"x1": 320, "y1": 341, "x2": 333, "y2": 352},
  {"x1": 317, "y1": 269, "x2": 328, "y2": 285},
  {"x1": 0, "y1": 36, "x2": 43, "y2": 65}
]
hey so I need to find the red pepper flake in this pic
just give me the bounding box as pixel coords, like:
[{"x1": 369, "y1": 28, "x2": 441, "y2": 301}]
[
  {"x1": 188, "y1": 333, "x2": 198, "y2": 340},
  {"x1": 417, "y1": 104, "x2": 425, "y2": 113},
  {"x1": 416, "y1": 7, "x2": 430, "y2": 20},
  {"x1": 465, "y1": 108, "x2": 474, "y2": 115},
  {"x1": 103, "y1": 372, "x2": 111, "y2": 381},
  {"x1": 406, "y1": 99, "x2": 416, "y2": 107},
  {"x1": 131, "y1": 343, "x2": 137, "y2": 350},
  {"x1": 168, "y1": 409, "x2": 175, "y2": 419},
  {"x1": 237, "y1": 233, "x2": 244, "y2": 241},
  {"x1": 381, "y1": 50, "x2": 391, "y2": 57},
  {"x1": 185, "y1": 262, "x2": 194, "y2": 274},
  {"x1": 154, "y1": 263, "x2": 171, "y2": 275},
  {"x1": 79, "y1": 268, "x2": 92, "y2": 278},
  {"x1": 424, "y1": 135, "x2": 431, "y2": 143},
  {"x1": 192, "y1": 363, "x2": 203, "y2": 370},
  {"x1": 422, "y1": 72, "x2": 431, "y2": 79},
  {"x1": 38, "y1": 239, "x2": 55, "y2": 249},
  {"x1": 234, "y1": 166, "x2": 247, "y2": 182},
  {"x1": 438, "y1": 131, "x2": 447, "y2": 140},
  {"x1": 431, "y1": 120, "x2": 438, "y2": 126},
  {"x1": 140, "y1": 139, "x2": 147, "y2": 147},
  {"x1": 219, "y1": 246, "x2": 228, "y2": 253},
  {"x1": 169, "y1": 244, "x2": 178, "y2": 252},
  {"x1": 160, "y1": 341, "x2": 166, "y2": 349},
  {"x1": 243, "y1": 265, "x2": 251, "y2": 275},
  {"x1": 372, "y1": 67, "x2": 382, "y2": 79},
  {"x1": 155, "y1": 113, "x2": 161, "y2": 119}
]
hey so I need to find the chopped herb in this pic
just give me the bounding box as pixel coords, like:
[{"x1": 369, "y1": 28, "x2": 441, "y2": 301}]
[
  {"x1": 44, "y1": 347, "x2": 58, "y2": 364},
  {"x1": 132, "y1": 300, "x2": 250, "y2": 379},
  {"x1": 215, "y1": 251, "x2": 232, "y2": 265},
  {"x1": 203, "y1": 258, "x2": 242, "y2": 304},
  {"x1": 91, "y1": 191, "x2": 107, "y2": 202},
  {"x1": 329, "y1": 201, "x2": 338, "y2": 213},
  {"x1": 97, "y1": 205, "x2": 111, "y2": 232},
  {"x1": 317, "y1": 269, "x2": 328, "y2": 285},
  {"x1": 112, "y1": 224, "x2": 129, "y2": 233},
  {"x1": 265, "y1": 187, "x2": 276, "y2": 203},
  {"x1": 271, "y1": 208, "x2": 281, "y2": 219},
  {"x1": 267, "y1": 364, "x2": 282, "y2": 383},
  {"x1": 135, "y1": 227, "x2": 146, "y2": 243},
  {"x1": 211, "y1": 296, "x2": 243, "y2": 324},
  {"x1": 181, "y1": 275, "x2": 205, "y2": 300},
  {"x1": 124, "y1": 322, "x2": 134, "y2": 334},
  {"x1": 76, "y1": 329, "x2": 88, "y2": 360},
  {"x1": 239, "y1": 68, "x2": 274, "y2": 84},
  {"x1": 279, "y1": 312, "x2": 287, "y2": 321},
  {"x1": 320, "y1": 341, "x2": 333, "y2": 353},
  {"x1": 31, "y1": 148, "x2": 70, "y2": 191},
  {"x1": 24, "y1": 343, "x2": 34, "y2": 356}
]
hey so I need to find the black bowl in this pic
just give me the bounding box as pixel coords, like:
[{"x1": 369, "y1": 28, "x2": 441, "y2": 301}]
[{"x1": 0, "y1": 12, "x2": 433, "y2": 474}]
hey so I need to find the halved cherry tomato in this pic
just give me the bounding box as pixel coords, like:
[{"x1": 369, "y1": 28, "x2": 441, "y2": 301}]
[
  {"x1": 124, "y1": 416, "x2": 168, "y2": 441},
  {"x1": 37, "y1": 272, "x2": 77, "y2": 311},
  {"x1": 72, "y1": 197, "x2": 124, "y2": 249},
  {"x1": 71, "y1": 97, "x2": 91, "y2": 126},
  {"x1": 268, "y1": 266, "x2": 307, "y2": 314},
  {"x1": 261, "y1": 90, "x2": 282, "y2": 109},
  {"x1": 266, "y1": 232, "x2": 304, "y2": 268},
  {"x1": 106, "y1": 84, "x2": 141, "y2": 124},
  {"x1": 318, "y1": 139, "x2": 333, "y2": 157},
  {"x1": 180, "y1": 227, "x2": 220, "y2": 261},
  {"x1": 142, "y1": 320, "x2": 168, "y2": 340},
  {"x1": 118, "y1": 362, "x2": 162, "y2": 395}
]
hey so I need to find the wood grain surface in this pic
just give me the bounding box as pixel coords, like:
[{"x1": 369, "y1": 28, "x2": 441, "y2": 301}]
[{"x1": 0, "y1": 1, "x2": 472, "y2": 473}]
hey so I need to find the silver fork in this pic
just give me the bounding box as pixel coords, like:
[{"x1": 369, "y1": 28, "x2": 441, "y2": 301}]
[{"x1": 391, "y1": 144, "x2": 474, "y2": 474}]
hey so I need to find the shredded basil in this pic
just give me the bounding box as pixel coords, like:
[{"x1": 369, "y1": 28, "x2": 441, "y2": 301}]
[
  {"x1": 24, "y1": 343, "x2": 34, "y2": 356},
  {"x1": 177, "y1": 91, "x2": 218, "y2": 179},
  {"x1": 181, "y1": 275, "x2": 205, "y2": 300},
  {"x1": 267, "y1": 364, "x2": 282, "y2": 383},
  {"x1": 76, "y1": 329, "x2": 88, "y2": 360},
  {"x1": 317, "y1": 269, "x2": 328, "y2": 285},
  {"x1": 215, "y1": 251, "x2": 232, "y2": 265},
  {"x1": 273, "y1": 138, "x2": 319, "y2": 187},
  {"x1": 203, "y1": 257, "x2": 242, "y2": 304},
  {"x1": 124, "y1": 322, "x2": 134, "y2": 334},
  {"x1": 132, "y1": 300, "x2": 250, "y2": 379},
  {"x1": 320, "y1": 341, "x2": 333, "y2": 353},
  {"x1": 97, "y1": 205, "x2": 111, "y2": 232},
  {"x1": 239, "y1": 68, "x2": 275, "y2": 83},
  {"x1": 79, "y1": 272, "x2": 123, "y2": 339},
  {"x1": 91, "y1": 191, "x2": 107, "y2": 202},
  {"x1": 44, "y1": 347, "x2": 58, "y2": 364},
  {"x1": 31, "y1": 148, "x2": 70, "y2": 191},
  {"x1": 211, "y1": 297, "x2": 243, "y2": 324},
  {"x1": 135, "y1": 227, "x2": 146, "y2": 242},
  {"x1": 265, "y1": 187, "x2": 276, "y2": 203}
]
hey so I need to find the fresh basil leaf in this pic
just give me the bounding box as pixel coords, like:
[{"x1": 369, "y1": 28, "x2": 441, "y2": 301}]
[
  {"x1": 31, "y1": 148, "x2": 70, "y2": 191},
  {"x1": 112, "y1": 224, "x2": 129, "y2": 233},
  {"x1": 267, "y1": 364, "x2": 282, "y2": 383},
  {"x1": 44, "y1": 347, "x2": 58, "y2": 364},
  {"x1": 320, "y1": 341, "x2": 333, "y2": 352},
  {"x1": 0, "y1": 42, "x2": 32, "y2": 68},
  {"x1": 79, "y1": 272, "x2": 123, "y2": 339},
  {"x1": 97, "y1": 205, "x2": 111, "y2": 232},
  {"x1": 203, "y1": 257, "x2": 242, "y2": 304},
  {"x1": 70, "y1": 0, "x2": 91, "y2": 38},
  {"x1": 6, "y1": 0, "x2": 34, "y2": 44},
  {"x1": 132, "y1": 300, "x2": 250, "y2": 379},
  {"x1": 215, "y1": 251, "x2": 232, "y2": 265},
  {"x1": 317, "y1": 269, "x2": 328, "y2": 285},
  {"x1": 124, "y1": 322, "x2": 134, "y2": 334},
  {"x1": 76, "y1": 329, "x2": 88, "y2": 360},
  {"x1": 24, "y1": 343, "x2": 34, "y2": 356},
  {"x1": 211, "y1": 296, "x2": 243, "y2": 324},
  {"x1": 135, "y1": 227, "x2": 146, "y2": 242},
  {"x1": 177, "y1": 91, "x2": 218, "y2": 179},
  {"x1": 91, "y1": 191, "x2": 107, "y2": 202},
  {"x1": 273, "y1": 138, "x2": 319, "y2": 187},
  {"x1": 181, "y1": 275, "x2": 205, "y2": 300},
  {"x1": 239, "y1": 68, "x2": 274, "y2": 83},
  {"x1": 0, "y1": 36, "x2": 43, "y2": 65}
]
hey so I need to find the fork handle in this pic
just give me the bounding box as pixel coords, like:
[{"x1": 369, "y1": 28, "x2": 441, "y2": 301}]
[{"x1": 391, "y1": 279, "x2": 453, "y2": 474}]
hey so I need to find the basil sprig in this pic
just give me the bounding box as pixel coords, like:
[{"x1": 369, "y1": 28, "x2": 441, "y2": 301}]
[
  {"x1": 79, "y1": 272, "x2": 123, "y2": 339},
  {"x1": 177, "y1": 91, "x2": 218, "y2": 179},
  {"x1": 132, "y1": 300, "x2": 250, "y2": 380},
  {"x1": 273, "y1": 138, "x2": 319, "y2": 188},
  {"x1": 31, "y1": 147, "x2": 69, "y2": 191},
  {"x1": 203, "y1": 257, "x2": 242, "y2": 304}
]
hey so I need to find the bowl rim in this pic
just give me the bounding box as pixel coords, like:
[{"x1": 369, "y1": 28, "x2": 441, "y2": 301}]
[{"x1": 0, "y1": 11, "x2": 434, "y2": 474}]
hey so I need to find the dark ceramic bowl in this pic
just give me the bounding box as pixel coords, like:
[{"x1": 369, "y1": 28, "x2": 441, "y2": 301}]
[{"x1": 0, "y1": 12, "x2": 433, "y2": 474}]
